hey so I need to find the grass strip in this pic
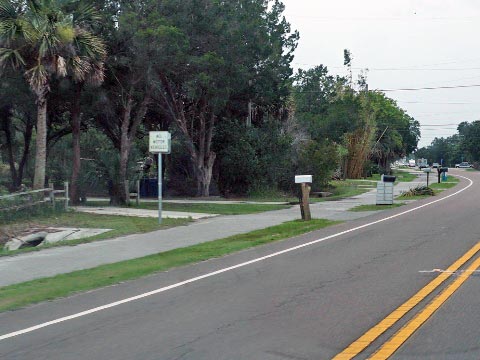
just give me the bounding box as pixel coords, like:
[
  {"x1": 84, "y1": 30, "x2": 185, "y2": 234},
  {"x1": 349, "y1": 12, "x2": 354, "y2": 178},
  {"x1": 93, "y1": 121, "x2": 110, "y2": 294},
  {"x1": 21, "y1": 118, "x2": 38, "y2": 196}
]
[
  {"x1": 349, "y1": 203, "x2": 405, "y2": 212},
  {"x1": 429, "y1": 177, "x2": 459, "y2": 191},
  {"x1": 144, "y1": 202, "x2": 289, "y2": 214},
  {"x1": 0, "y1": 218, "x2": 339, "y2": 312},
  {"x1": 84, "y1": 201, "x2": 290, "y2": 215},
  {"x1": 393, "y1": 171, "x2": 418, "y2": 182}
]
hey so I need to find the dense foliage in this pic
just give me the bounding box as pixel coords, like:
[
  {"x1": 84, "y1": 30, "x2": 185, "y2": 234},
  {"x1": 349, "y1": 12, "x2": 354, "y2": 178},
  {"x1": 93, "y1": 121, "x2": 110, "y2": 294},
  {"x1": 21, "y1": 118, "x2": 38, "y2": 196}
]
[
  {"x1": 416, "y1": 121, "x2": 480, "y2": 167},
  {"x1": 0, "y1": 0, "x2": 420, "y2": 200}
]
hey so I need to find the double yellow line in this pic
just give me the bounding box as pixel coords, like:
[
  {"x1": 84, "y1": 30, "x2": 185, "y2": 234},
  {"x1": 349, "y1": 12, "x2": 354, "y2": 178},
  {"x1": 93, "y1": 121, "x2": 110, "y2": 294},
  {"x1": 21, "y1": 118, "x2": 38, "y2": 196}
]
[{"x1": 334, "y1": 241, "x2": 480, "y2": 360}]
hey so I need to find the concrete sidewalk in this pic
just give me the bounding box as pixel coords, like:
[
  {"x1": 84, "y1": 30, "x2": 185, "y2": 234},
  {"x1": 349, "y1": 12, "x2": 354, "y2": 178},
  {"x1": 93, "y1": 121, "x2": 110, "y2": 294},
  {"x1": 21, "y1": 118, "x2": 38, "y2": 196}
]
[{"x1": 0, "y1": 179, "x2": 426, "y2": 287}]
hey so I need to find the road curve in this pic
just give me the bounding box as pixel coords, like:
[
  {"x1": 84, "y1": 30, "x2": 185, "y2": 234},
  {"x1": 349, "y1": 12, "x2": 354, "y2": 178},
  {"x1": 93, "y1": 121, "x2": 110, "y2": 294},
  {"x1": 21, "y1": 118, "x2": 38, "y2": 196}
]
[{"x1": 1, "y1": 169, "x2": 480, "y2": 360}]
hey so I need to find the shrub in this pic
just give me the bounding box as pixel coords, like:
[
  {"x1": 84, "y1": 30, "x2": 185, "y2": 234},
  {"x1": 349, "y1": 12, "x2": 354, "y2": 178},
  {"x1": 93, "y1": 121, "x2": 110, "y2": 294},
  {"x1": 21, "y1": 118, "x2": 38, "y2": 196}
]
[
  {"x1": 399, "y1": 185, "x2": 435, "y2": 197},
  {"x1": 214, "y1": 120, "x2": 295, "y2": 196},
  {"x1": 297, "y1": 140, "x2": 339, "y2": 190}
]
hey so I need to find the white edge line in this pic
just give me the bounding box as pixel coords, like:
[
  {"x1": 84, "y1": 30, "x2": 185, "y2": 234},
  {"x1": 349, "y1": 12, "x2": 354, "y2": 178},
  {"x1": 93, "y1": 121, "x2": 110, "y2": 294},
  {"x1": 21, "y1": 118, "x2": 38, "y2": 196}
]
[{"x1": 0, "y1": 175, "x2": 473, "y2": 341}]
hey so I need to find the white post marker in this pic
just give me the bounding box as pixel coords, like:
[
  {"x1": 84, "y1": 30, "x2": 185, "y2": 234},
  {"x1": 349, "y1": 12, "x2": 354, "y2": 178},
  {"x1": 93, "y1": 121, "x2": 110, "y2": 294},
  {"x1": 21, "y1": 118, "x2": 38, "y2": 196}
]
[
  {"x1": 295, "y1": 175, "x2": 313, "y2": 221},
  {"x1": 149, "y1": 132, "x2": 172, "y2": 224}
]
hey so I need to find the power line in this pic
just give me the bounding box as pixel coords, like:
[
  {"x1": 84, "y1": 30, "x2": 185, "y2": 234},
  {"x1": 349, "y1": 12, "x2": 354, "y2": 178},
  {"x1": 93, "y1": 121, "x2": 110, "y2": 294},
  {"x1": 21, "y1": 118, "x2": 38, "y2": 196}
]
[
  {"x1": 294, "y1": 84, "x2": 480, "y2": 93},
  {"x1": 293, "y1": 63, "x2": 480, "y2": 71},
  {"x1": 396, "y1": 101, "x2": 476, "y2": 105},
  {"x1": 379, "y1": 84, "x2": 480, "y2": 92}
]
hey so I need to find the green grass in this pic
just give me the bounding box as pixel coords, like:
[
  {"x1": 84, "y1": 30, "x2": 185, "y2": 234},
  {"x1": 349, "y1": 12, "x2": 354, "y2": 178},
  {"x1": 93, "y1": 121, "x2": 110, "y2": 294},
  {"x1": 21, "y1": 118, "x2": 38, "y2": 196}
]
[
  {"x1": 0, "y1": 218, "x2": 339, "y2": 312},
  {"x1": 319, "y1": 180, "x2": 375, "y2": 201},
  {"x1": 365, "y1": 174, "x2": 382, "y2": 181},
  {"x1": 395, "y1": 194, "x2": 432, "y2": 200},
  {"x1": 429, "y1": 177, "x2": 459, "y2": 191},
  {"x1": 349, "y1": 203, "x2": 405, "y2": 212},
  {"x1": 365, "y1": 171, "x2": 418, "y2": 183},
  {"x1": 146, "y1": 202, "x2": 289, "y2": 215},
  {"x1": 393, "y1": 171, "x2": 418, "y2": 182},
  {"x1": 0, "y1": 212, "x2": 191, "y2": 256},
  {"x1": 84, "y1": 201, "x2": 290, "y2": 215}
]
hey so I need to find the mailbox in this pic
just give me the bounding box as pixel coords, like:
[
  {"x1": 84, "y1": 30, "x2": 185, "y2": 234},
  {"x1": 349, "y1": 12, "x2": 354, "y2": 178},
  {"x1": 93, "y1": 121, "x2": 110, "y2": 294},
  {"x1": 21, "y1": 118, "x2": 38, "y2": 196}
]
[
  {"x1": 381, "y1": 175, "x2": 396, "y2": 183},
  {"x1": 440, "y1": 167, "x2": 449, "y2": 173},
  {"x1": 295, "y1": 175, "x2": 313, "y2": 184}
]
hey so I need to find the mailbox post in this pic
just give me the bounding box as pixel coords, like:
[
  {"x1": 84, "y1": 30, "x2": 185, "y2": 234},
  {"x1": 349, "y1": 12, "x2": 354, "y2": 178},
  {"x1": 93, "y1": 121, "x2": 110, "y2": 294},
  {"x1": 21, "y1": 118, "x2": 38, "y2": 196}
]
[
  {"x1": 423, "y1": 167, "x2": 431, "y2": 187},
  {"x1": 295, "y1": 175, "x2": 312, "y2": 221},
  {"x1": 437, "y1": 167, "x2": 448, "y2": 184}
]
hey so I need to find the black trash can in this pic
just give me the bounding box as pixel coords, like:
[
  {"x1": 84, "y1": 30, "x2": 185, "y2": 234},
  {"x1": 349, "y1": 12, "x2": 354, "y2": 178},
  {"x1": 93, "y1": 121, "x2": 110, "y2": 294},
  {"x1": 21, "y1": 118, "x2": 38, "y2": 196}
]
[{"x1": 140, "y1": 179, "x2": 158, "y2": 198}]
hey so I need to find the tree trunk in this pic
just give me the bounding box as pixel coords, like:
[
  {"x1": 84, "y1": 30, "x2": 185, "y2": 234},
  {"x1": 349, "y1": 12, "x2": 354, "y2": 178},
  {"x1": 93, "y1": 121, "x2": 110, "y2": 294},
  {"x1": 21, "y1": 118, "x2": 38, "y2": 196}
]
[
  {"x1": 157, "y1": 74, "x2": 217, "y2": 197},
  {"x1": 16, "y1": 116, "x2": 34, "y2": 189},
  {"x1": 33, "y1": 91, "x2": 48, "y2": 190},
  {"x1": 195, "y1": 152, "x2": 216, "y2": 197},
  {"x1": 70, "y1": 84, "x2": 82, "y2": 205},
  {"x1": 0, "y1": 109, "x2": 19, "y2": 190},
  {"x1": 109, "y1": 94, "x2": 151, "y2": 205},
  {"x1": 115, "y1": 135, "x2": 131, "y2": 205}
]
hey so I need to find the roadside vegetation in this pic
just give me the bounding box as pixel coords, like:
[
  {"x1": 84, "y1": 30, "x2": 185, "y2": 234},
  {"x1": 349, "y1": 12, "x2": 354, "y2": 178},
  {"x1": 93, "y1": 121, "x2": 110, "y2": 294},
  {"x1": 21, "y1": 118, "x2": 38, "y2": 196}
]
[
  {"x1": 398, "y1": 176, "x2": 460, "y2": 199},
  {"x1": 1, "y1": 2, "x2": 420, "y2": 206},
  {"x1": 0, "y1": 218, "x2": 338, "y2": 312}
]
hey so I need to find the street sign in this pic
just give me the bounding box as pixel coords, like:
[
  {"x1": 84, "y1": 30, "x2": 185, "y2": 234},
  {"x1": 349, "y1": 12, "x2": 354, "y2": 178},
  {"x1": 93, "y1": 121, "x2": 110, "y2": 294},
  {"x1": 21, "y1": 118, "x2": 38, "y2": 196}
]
[{"x1": 149, "y1": 132, "x2": 171, "y2": 154}]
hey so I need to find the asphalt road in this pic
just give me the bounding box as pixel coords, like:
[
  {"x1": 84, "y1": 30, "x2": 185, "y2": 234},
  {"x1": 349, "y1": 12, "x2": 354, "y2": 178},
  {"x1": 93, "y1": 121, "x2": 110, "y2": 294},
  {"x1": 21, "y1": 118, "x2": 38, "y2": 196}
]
[{"x1": 1, "y1": 169, "x2": 480, "y2": 359}]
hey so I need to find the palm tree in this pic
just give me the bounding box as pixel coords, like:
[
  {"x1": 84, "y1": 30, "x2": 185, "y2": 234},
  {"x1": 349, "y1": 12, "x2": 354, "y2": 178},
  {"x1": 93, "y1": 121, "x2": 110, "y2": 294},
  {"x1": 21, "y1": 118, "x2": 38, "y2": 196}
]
[
  {"x1": 65, "y1": 4, "x2": 106, "y2": 204},
  {"x1": 0, "y1": 0, "x2": 106, "y2": 190}
]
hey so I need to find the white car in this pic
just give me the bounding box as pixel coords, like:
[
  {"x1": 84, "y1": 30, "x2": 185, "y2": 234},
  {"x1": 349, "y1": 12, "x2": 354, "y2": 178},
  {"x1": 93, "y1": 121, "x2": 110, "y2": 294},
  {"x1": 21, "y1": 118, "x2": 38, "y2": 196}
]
[{"x1": 455, "y1": 162, "x2": 473, "y2": 168}]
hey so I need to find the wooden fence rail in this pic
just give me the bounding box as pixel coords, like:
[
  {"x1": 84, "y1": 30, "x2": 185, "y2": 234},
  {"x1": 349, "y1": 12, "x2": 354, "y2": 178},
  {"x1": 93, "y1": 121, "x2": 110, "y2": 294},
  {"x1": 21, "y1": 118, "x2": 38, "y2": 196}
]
[{"x1": 0, "y1": 182, "x2": 69, "y2": 212}]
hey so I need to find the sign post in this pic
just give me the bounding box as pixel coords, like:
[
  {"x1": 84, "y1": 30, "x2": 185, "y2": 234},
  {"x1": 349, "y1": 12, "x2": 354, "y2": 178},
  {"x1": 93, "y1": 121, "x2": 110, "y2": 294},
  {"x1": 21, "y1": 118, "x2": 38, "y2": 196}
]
[
  {"x1": 149, "y1": 132, "x2": 172, "y2": 224},
  {"x1": 423, "y1": 167, "x2": 431, "y2": 187}
]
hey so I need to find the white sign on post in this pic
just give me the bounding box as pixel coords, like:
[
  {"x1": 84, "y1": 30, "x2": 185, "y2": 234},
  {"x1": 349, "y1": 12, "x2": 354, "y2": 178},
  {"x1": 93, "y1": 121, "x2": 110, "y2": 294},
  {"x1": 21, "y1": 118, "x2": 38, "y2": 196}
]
[
  {"x1": 295, "y1": 175, "x2": 313, "y2": 184},
  {"x1": 149, "y1": 131, "x2": 171, "y2": 154},
  {"x1": 149, "y1": 131, "x2": 171, "y2": 225}
]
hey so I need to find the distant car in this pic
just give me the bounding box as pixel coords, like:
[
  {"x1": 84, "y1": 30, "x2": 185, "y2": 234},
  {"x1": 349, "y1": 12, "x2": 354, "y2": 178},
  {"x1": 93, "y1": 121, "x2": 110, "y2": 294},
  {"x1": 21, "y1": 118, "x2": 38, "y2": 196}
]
[
  {"x1": 455, "y1": 162, "x2": 473, "y2": 168},
  {"x1": 432, "y1": 163, "x2": 440, "y2": 169},
  {"x1": 408, "y1": 159, "x2": 416, "y2": 167}
]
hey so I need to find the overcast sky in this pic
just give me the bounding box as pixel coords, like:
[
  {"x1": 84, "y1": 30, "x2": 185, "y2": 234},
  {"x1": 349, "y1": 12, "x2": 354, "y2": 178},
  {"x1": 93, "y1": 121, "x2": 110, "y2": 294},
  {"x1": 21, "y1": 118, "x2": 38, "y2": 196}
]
[{"x1": 281, "y1": 0, "x2": 480, "y2": 148}]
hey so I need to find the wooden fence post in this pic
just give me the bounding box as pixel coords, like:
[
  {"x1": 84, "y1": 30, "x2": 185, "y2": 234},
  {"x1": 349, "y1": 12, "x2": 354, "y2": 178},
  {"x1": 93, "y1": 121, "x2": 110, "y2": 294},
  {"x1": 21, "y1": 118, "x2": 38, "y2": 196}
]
[
  {"x1": 125, "y1": 180, "x2": 130, "y2": 205},
  {"x1": 136, "y1": 180, "x2": 140, "y2": 206},
  {"x1": 49, "y1": 181, "x2": 55, "y2": 209},
  {"x1": 64, "y1": 181, "x2": 69, "y2": 210}
]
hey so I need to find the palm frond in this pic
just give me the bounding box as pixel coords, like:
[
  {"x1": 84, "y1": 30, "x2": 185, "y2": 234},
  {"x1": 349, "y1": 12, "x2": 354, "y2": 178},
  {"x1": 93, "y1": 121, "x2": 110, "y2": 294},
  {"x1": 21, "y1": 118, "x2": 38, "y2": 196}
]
[
  {"x1": 0, "y1": 0, "x2": 18, "y2": 21},
  {"x1": 74, "y1": 28, "x2": 106, "y2": 61},
  {"x1": 0, "y1": 47, "x2": 26, "y2": 68},
  {"x1": 56, "y1": 54, "x2": 66, "y2": 76},
  {"x1": 73, "y1": 2, "x2": 102, "y2": 25},
  {"x1": 85, "y1": 60, "x2": 104, "y2": 86},
  {"x1": 69, "y1": 55, "x2": 90, "y2": 82},
  {"x1": 25, "y1": 63, "x2": 49, "y2": 94}
]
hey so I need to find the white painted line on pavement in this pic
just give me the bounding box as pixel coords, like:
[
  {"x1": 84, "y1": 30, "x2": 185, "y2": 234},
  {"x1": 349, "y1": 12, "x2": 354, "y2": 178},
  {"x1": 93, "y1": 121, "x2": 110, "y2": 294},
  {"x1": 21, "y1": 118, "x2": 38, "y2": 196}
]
[{"x1": 0, "y1": 175, "x2": 473, "y2": 341}]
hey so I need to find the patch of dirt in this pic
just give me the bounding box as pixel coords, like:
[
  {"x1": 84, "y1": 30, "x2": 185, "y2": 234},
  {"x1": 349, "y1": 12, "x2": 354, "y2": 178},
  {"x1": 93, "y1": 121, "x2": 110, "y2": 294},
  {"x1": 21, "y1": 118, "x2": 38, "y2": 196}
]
[{"x1": 0, "y1": 223, "x2": 61, "y2": 247}]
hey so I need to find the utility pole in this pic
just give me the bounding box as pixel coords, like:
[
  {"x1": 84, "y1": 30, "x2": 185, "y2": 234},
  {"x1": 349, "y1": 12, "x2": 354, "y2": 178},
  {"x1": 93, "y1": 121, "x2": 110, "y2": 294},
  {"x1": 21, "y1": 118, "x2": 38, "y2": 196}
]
[
  {"x1": 247, "y1": 80, "x2": 253, "y2": 127},
  {"x1": 247, "y1": 99, "x2": 252, "y2": 127}
]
